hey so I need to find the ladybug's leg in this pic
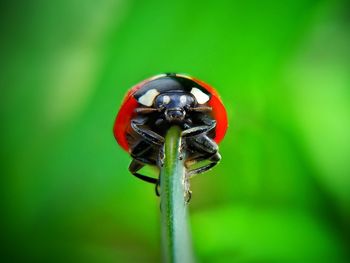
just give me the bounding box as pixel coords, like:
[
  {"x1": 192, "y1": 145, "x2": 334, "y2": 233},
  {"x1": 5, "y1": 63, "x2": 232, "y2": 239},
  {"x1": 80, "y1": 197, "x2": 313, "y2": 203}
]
[
  {"x1": 130, "y1": 140, "x2": 155, "y2": 163},
  {"x1": 128, "y1": 159, "x2": 161, "y2": 197},
  {"x1": 129, "y1": 140, "x2": 161, "y2": 196},
  {"x1": 181, "y1": 115, "x2": 219, "y2": 177},
  {"x1": 181, "y1": 117, "x2": 216, "y2": 138},
  {"x1": 186, "y1": 152, "x2": 221, "y2": 177},
  {"x1": 129, "y1": 141, "x2": 157, "y2": 182},
  {"x1": 131, "y1": 119, "x2": 164, "y2": 146},
  {"x1": 129, "y1": 159, "x2": 158, "y2": 184},
  {"x1": 185, "y1": 135, "x2": 221, "y2": 177}
]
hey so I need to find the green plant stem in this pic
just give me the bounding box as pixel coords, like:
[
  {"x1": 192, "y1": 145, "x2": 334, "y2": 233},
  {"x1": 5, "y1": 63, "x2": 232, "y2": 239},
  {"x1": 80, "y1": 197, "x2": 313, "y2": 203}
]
[{"x1": 160, "y1": 126, "x2": 195, "y2": 263}]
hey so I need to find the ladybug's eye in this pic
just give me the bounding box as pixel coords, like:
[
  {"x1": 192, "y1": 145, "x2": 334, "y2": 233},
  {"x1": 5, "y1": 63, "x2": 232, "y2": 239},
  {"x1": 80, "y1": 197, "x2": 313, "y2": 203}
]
[{"x1": 163, "y1": 96, "x2": 170, "y2": 104}]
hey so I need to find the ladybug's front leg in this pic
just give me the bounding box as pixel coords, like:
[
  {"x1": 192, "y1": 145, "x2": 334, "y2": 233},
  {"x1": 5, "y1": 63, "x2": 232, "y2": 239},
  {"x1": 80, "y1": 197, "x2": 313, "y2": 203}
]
[
  {"x1": 181, "y1": 116, "x2": 216, "y2": 138},
  {"x1": 131, "y1": 119, "x2": 164, "y2": 146}
]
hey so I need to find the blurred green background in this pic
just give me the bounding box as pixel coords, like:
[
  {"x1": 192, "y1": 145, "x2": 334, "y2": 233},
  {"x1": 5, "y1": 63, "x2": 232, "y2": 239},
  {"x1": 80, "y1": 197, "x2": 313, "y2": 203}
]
[{"x1": 1, "y1": 0, "x2": 350, "y2": 262}]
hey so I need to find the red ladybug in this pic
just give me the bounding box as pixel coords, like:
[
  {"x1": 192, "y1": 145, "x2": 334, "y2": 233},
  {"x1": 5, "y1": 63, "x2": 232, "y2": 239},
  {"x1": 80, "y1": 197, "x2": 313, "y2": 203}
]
[{"x1": 113, "y1": 73, "x2": 228, "y2": 197}]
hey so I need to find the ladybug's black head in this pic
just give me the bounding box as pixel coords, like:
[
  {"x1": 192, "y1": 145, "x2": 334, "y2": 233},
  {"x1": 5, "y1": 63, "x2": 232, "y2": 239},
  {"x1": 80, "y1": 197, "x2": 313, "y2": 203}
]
[
  {"x1": 154, "y1": 92, "x2": 195, "y2": 122},
  {"x1": 134, "y1": 76, "x2": 211, "y2": 123}
]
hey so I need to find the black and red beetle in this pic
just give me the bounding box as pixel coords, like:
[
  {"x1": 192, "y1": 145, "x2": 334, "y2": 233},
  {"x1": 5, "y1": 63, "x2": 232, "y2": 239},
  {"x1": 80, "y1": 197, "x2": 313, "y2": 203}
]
[{"x1": 113, "y1": 73, "x2": 228, "y2": 198}]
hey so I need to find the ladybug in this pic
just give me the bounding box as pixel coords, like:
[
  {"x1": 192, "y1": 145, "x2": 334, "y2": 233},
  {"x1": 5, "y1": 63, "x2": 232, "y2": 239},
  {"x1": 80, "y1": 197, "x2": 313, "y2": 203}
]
[{"x1": 113, "y1": 73, "x2": 228, "y2": 198}]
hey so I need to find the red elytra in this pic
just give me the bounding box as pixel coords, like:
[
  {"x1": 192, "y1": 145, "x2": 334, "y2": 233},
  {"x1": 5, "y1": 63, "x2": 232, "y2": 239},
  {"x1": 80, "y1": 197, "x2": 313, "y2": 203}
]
[{"x1": 113, "y1": 74, "x2": 228, "y2": 152}]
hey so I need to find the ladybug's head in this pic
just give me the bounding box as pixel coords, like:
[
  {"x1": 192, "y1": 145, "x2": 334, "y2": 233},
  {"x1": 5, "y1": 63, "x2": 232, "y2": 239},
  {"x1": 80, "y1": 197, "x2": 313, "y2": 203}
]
[
  {"x1": 135, "y1": 76, "x2": 211, "y2": 123},
  {"x1": 154, "y1": 92, "x2": 195, "y2": 122}
]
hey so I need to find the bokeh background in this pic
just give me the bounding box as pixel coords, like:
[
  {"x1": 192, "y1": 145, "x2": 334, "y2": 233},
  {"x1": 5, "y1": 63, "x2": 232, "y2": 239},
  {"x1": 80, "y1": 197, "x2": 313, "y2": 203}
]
[{"x1": 2, "y1": 0, "x2": 350, "y2": 262}]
